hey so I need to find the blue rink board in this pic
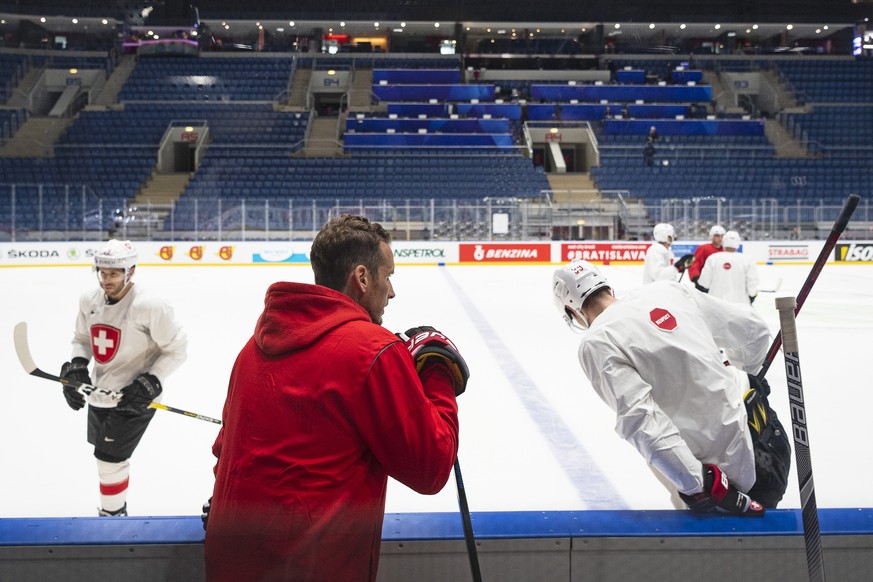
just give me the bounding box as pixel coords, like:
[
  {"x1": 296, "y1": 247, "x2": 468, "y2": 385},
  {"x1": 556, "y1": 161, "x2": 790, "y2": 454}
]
[{"x1": 1, "y1": 509, "x2": 872, "y2": 546}]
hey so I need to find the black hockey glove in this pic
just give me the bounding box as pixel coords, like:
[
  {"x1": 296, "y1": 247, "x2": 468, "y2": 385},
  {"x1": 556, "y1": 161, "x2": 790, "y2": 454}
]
[
  {"x1": 675, "y1": 254, "x2": 695, "y2": 273},
  {"x1": 748, "y1": 373, "x2": 771, "y2": 397},
  {"x1": 398, "y1": 326, "x2": 470, "y2": 396},
  {"x1": 201, "y1": 496, "x2": 212, "y2": 531},
  {"x1": 116, "y1": 373, "x2": 162, "y2": 415},
  {"x1": 59, "y1": 357, "x2": 90, "y2": 411},
  {"x1": 679, "y1": 464, "x2": 765, "y2": 517}
]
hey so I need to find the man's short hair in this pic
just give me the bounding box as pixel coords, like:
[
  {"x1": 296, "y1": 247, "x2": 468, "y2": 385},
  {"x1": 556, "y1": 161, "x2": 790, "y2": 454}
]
[{"x1": 310, "y1": 215, "x2": 392, "y2": 291}]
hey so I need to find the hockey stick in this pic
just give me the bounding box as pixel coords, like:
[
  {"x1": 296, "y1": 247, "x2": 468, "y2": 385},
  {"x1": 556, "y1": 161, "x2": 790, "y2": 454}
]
[
  {"x1": 758, "y1": 193, "x2": 860, "y2": 379},
  {"x1": 454, "y1": 458, "x2": 483, "y2": 582},
  {"x1": 775, "y1": 297, "x2": 826, "y2": 582},
  {"x1": 758, "y1": 277, "x2": 783, "y2": 294},
  {"x1": 13, "y1": 322, "x2": 221, "y2": 425}
]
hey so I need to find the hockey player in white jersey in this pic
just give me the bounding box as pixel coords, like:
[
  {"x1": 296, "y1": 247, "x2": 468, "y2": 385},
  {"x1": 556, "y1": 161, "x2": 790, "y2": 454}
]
[
  {"x1": 642, "y1": 223, "x2": 694, "y2": 284},
  {"x1": 697, "y1": 230, "x2": 759, "y2": 304},
  {"x1": 553, "y1": 259, "x2": 790, "y2": 515},
  {"x1": 59, "y1": 240, "x2": 187, "y2": 516}
]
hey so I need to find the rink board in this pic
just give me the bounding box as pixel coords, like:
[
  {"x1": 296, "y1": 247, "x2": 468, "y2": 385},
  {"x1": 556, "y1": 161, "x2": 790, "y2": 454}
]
[{"x1": 1, "y1": 509, "x2": 872, "y2": 582}]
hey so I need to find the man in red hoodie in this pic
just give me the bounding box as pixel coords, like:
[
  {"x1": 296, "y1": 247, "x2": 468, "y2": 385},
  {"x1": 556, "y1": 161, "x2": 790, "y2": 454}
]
[{"x1": 205, "y1": 215, "x2": 467, "y2": 582}]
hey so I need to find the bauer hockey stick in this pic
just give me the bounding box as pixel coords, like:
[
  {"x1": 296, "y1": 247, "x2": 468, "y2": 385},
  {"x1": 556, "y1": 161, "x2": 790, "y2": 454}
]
[
  {"x1": 13, "y1": 322, "x2": 221, "y2": 425},
  {"x1": 775, "y1": 297, "x2": 825, "y2": 582},
  {"x1": 758, "y1": 193, "x2": 860, "y2": 379},
  {"x1": 454, "y1": 458, "x2": 482, "y2": 582}
]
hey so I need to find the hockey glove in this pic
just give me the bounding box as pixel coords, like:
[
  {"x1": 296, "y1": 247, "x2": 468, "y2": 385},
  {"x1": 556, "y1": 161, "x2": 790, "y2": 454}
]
[
  {"x1": 59, "y1": 357, "x2": 90, "y2": 410},
  {"x1": 201, "y1": 496, "x2": 212, "y2": 531},
  {"x1": 116, "y1": 373, "x2": 162, "y2": 415},
  {"x1": 679, "y1": 464, "x2": 765, "y2": 517},
  {"x1": 675, "y1": 254, "x2": 695, "y2": 273},
  {"x1": 398, "y1": 326, "x2": 470, "y2": 396}
]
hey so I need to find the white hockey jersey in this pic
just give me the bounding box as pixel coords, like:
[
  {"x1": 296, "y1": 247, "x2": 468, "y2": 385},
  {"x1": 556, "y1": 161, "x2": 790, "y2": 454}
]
[
  {"x1": 577, "y1": 280, "x2": 769, "y2": 496},
  {"x1": 642, "y1": 242, "x2": 679, "y2": 284},
  {"x1": 70, "y1": 284, "x2": 187, "y2": 408},
  {"x1": 698, "y1": 251, "x2": 759, "y2": 304}
]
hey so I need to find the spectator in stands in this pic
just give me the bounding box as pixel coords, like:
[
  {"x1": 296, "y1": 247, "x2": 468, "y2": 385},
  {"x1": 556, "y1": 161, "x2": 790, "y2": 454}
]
[
  {"x1": 643, "y1": 141, "x2": 656, "y2": 166},
  {"x1": 647, "y1": 125, "x2": 660, "y2": 144},
  {"x1": 687, "y1": 225, "x2": 725, "y2": 288}
]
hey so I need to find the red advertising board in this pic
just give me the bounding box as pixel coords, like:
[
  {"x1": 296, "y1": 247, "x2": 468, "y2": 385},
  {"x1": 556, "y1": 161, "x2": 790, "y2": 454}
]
[
  {"x1": 458, "y1": 243, "x2": 551, "y2": 263},
  {"x1": 561, "y1": 242, "x2": 649, "y2": 263}
]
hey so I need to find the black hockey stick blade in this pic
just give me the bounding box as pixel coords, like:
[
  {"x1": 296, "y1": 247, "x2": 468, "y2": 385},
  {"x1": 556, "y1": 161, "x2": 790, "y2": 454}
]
[
  {"x1": 454, "y1": 458, "x2": 483, "y2": 582},
  {"x1": 758, "y1": 193, "x2": 860, "y2": 379},
  {"x1": 13, "y1": 321, "x2": 221, "y2": 425}
]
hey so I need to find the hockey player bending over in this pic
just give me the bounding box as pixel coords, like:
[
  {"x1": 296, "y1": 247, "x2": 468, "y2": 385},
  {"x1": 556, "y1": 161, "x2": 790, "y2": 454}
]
[
  {"x1": 205, "y1": 215, "x2": 467, "y2": 582},
  {"x1": 553, "y1": 260, "x2": 790, "y2": 515},
  {"x1": 60, "y1": 240, "x2": 187, "y2": 516}
]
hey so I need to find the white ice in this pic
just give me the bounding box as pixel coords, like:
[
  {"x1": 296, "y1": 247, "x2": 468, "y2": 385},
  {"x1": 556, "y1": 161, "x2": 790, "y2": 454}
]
[{"x1": 1, "y1": 261, "x2": 871, "y2": 518}]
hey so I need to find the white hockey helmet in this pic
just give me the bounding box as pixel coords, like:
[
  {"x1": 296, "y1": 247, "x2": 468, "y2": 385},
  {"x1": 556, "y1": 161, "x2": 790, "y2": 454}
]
[
  {"x1": 652, "y1": 223, "x2": 674, "y2": 244},
  {"x1": 723, "y1": 230, "x2": 741, "y2": 249},
  {"x1": 94, "y1": 239, "x2": 137, "y2": 282},
  {"x1": 552, "y1": 259, "x2": 612, "y2": 331},
  {"x1": 709, "y1": 225, "x2": 726, "y2": 237}
]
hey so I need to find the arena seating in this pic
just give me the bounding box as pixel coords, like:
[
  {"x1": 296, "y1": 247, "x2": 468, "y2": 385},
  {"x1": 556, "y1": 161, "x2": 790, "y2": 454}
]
[
  {"x1": 1, "y1": 51, "x2": 871, "y2": 239},
  {"x1": 118, "y1": 56, "x2": 293, "y2": 102}
]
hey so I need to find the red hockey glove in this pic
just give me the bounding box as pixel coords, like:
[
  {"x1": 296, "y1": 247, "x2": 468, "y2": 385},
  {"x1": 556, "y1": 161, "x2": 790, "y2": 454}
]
[
  {"x1": 398, "y1": 326, "x2": 470, "y2": 396},
  {"x1": 679, "y1": 464, "x2": 765, "y2": 517}
]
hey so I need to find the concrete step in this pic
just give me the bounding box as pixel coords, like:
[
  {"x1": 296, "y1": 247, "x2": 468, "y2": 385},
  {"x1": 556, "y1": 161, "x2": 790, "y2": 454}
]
[
  {"x1": 547, "y1": 174, "x2": 601, "y2": 203},
  {"x1": 94, "y1": 55, "x2": 137, "y2": 106},
  {"x1": 0, "y1": 116, "x2": 72, "y2": 157}
]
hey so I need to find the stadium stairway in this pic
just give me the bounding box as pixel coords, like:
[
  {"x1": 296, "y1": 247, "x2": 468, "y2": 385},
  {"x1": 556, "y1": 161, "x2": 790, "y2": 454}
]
[
  {"x1": 764, "y1": 118, "x2": 814, "y2": 159},
  {"x1": 122, "y1": 172, "x2": 193, "y2": 237},
  {"x1": 93, "y1": 54, "x2": 137, "y2": 107},
  {"x1": 300, "y1": 115, "x2": 342, "y2": 157},
  {"x1": 286, "y1": 68, "x2": 311, "y2": 108},
  {"x1": 546, "y1": 174, "x2": 601, "y2": 204},
  {"x1": 0, "y1": 116, "x2": 72, "y2": 157}
]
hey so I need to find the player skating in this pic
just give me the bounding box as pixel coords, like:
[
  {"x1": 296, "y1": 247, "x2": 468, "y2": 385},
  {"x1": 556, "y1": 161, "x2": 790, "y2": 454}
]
[
  {"x1": 553, "y1": 259, "x2": 790, "y2": 515},
  {"x1": 59, "y1": 240, "x2": 187, "y2": 516},
  {"x1": 697, "y1": 230, "x2": 760, "y2": 304},
  {"x1": 642, "y1": 223, "x2": 694, "y2": 284},
  {"x1": 687, "y1": 224, "x2": 725, "y2": 288}
]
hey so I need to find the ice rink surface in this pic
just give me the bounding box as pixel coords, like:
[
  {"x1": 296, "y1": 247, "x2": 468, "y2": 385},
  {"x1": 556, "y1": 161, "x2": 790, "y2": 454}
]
[{"x1": 1, "y1": 260, "x2": 871, "y2": 518}]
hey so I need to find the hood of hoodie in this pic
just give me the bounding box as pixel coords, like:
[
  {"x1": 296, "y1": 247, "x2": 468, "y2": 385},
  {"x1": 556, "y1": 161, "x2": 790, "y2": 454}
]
[{"x1": 254, "y1": 281, "x2": 371, "y2": 357}]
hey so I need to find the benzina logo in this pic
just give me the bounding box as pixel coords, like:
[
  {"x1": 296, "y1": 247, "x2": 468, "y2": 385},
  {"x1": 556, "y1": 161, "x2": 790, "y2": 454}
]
[
  {"x1": 159, "y1": 246, "x2": 174, "y2": 261},
  {"x1": 837, "y1": 243, "x2": 873, "y2": 262},
  {"x1": 460, "y1": 243, "x2": 549, "y2": 262},
  {"x1": 218, "y1": 246, "x2": 234, "y2": 261},
  {"x1": 188, "y1": 246, "x2": 204, "y2": 260}
]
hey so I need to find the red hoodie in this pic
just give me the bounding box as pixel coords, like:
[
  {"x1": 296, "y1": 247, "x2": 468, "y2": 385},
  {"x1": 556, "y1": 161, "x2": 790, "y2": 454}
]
[
  {"x1": 687, "y1": 242, "x2": 723, "y2": 282},
  {"x1": 205, "y1": 282, "x2": 459, "y2": 582}
]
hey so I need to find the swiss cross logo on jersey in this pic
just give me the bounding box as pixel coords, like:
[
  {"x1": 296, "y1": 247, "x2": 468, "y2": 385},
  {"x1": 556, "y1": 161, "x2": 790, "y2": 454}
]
[
  {"x1": 649, "y1": 308, "x2": 677, "y2": 332},
  {"x1": 90, "y1": 324, "x2": 121, "y2": 363}
]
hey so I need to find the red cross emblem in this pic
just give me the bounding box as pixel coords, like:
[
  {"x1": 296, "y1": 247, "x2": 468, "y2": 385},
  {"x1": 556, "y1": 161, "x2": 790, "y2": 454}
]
[{"x1": 90, "y1": 324, "x2": 121, "y2": 364}]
